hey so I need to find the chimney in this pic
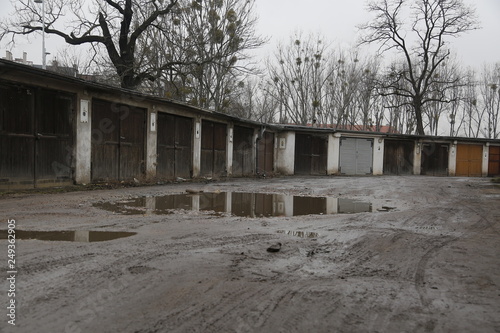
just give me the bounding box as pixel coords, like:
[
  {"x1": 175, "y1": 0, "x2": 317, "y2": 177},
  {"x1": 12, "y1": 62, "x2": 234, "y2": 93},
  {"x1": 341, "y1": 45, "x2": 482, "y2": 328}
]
[
  {"x1": 6, "y1": 51, "x2": 13, "y2": 60},
  {"x1": 23, "y1": 52, "x2": 27, "y2": 62}
]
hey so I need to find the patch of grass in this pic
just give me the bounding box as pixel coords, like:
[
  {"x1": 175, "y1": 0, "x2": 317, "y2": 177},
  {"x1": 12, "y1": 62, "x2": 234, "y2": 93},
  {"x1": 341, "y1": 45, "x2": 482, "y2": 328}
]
[{"x1": 491, "y1": 177, "x2": 500, "y2": 183}]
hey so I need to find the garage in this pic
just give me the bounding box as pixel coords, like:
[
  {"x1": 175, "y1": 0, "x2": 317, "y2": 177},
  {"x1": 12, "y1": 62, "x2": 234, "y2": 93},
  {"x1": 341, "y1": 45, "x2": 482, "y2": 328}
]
[
  {"x1": 421, "y1": 142, "x2": 449, "y2": 176},
  {"x1": 294, "y1": 133, "x2": 328, "y2": 175},
  {"x1": 157, "y1": 113, "x2": 193, "y2": 179},
  {"x1": 200, "y1": 120, "x2": 227, "y2": 177},
  {"x1": 0, "y1": 83, "x2": 74, "y2": 189},
  {"x1": 232, "y1": 125, "x2": 254, "y2": 176},
  {"x1": 339, "y1": 137, "x2": 373, "y2": 175},
  {"x1": 383, "y1": 139, "x2": 414, "y2": 175},
  {"x1": 488, "y1": 146, "x2": 500, "y2": 177},
  {"x1": 257, "y1": 131, "x2": 274, "y2": 175},
  {"x1": 91, "y1": 99, "x2": 146, "y2": 181},
  {"x1": 456, "y1": 144, "x2": 483, "y2": 177}
]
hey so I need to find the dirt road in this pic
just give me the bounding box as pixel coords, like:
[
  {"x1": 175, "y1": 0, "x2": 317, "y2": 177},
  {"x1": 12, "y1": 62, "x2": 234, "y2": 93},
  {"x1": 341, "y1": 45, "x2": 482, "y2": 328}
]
[{"x1": 1, "y1": 176, "x2": 499, "y2": 333}]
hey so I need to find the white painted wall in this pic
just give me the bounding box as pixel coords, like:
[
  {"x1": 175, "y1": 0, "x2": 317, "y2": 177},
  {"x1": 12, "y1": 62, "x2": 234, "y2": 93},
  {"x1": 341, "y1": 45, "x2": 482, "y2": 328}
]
[
  {"x1": 145, "y1": 109, "x2": 157, "y2": 180},
  {"x1": 327, "y1": 134, "x2": 340, "y2": 175},
  {"x1": 192, "y1": 119, "x2": 202, "y2": 177},
  {"x1": 373, "y1": 137, "x2": 384, "y2": 175},
  {"x1": 226, "y1": 124, "x2": 234, "y2": 176},
  {"x1": 448, "y1": 142, "x2": 457, "y2": 176},
  {"x1": 253, "y1": 129, "x2": 259, "y2": 175},
  {"x1": 483, "y1": 144, "x2": 489, "y2": 177},
  {"x1": 413, "y1": 142, "x2": 422, "y2": 175},
  {"x1": 74, "y1": 96, "x2": 92, "y2": 184},
  {"x1": 275, "y1": 131, "x2": 295, "y2": 175}
]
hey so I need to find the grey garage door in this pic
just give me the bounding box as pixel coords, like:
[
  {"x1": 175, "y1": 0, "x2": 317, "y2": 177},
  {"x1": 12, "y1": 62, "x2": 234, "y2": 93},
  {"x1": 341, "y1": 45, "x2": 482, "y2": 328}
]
[{"x1": 339, "y1": 137, "x2": 373, "y2": 175}]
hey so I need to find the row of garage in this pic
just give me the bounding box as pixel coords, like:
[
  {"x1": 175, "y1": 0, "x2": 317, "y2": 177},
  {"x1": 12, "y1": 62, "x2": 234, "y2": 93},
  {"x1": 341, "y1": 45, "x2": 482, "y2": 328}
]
[
  {"x1": 289, "y1": 133, "x2": 499, "y2": 177},
  {"x1": 0, "y1": 83, "x2": 274, "y2": 188},
  {"x1": 1, "y1": 59, "x2": 499, "y2": 189}
]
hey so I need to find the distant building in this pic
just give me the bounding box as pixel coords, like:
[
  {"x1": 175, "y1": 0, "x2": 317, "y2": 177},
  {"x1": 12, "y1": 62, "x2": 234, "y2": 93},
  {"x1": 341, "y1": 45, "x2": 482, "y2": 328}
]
[
  {"x1": 2, "y1": 51, "x2": 34, "y2": 66},
  {"x1": 2, "y1": 50, "x2": 101, "y2": 80},
  {"x1": 33, "y1": 59, "x2": 79, "y2": 77}
]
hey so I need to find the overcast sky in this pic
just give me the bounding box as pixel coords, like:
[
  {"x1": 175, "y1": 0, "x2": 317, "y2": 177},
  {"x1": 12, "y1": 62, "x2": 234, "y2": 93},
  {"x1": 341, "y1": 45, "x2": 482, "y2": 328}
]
[
  {"x1": 253, "y1": 0, "x2": 500, "y2": 69},
  {"x1": 1, "y1": 0, "x2": 499, "y2": 70}
]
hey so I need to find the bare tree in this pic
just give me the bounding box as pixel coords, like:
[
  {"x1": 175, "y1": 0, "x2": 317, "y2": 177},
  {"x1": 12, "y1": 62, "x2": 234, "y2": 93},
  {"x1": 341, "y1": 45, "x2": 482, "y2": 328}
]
[
  {"x1": 356, "y1": 59, "x2": 381, "y2": 131},
  {"x1": 1, "y1": 0, "x2": 184, "y2": 89},
  {"x1": 359, "y1": 0, "x2": 479, "y2": 135},
  {"x1": 170, "y1": 0, "x2": 264, "y2": 111},
  {"x1": 324, "y1": 53, "x2": 363, "y2": 128},
  {"x1": 422, "y1": 59, "x2": 461, "y2": 135},
  {"x1": 445, "y1": 66, "x2": 471, "y2": 137},
  {"x1": 322, "y1": 52, "x2": 380, "y2": 129},
  {"x1": 461, "y1": 70, "x2": 482, "y2": 138},
  {"x1": 267, "y1": 33, "x2": 331, "y2": 125},
  {"x1": 479, "y1": 64, "x2": 500, "y2": 139}
]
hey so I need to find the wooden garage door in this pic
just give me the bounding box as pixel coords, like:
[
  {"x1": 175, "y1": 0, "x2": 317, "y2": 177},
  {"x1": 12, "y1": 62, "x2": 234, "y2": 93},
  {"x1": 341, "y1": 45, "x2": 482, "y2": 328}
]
[
  {"x1": 421, "y1": 143, "x2": 449, "y2": 176},
  {"x1": 383, "y1": 140, "x2": 414, "y2": 175},
  {"x1": 294, "y1": 134, "x2": 327, "y2": 175},
  {"x1": 257, "y1": 132, "x2": 274, "y2": 175},
  {"x1": 157, "y1": 113, "x2": 192, "y2": 179},
  {"x1": 233, "y1": 126, "x2": 254, "y2": 176},
  {"x1": 0, "y1": 84, "x2": 74, "y2": 189},
  {"x1": 456, "y1": 144, "x2": 483, "y2": 177},
  {"x1": 91, "y1": 99, "x2": 145, "y2": 181},
  {"x1": 488, "y1": 146, "x2": 500, "y2": 177},
  {"x1": 200, "y1": 120, "x2": 226, "y2": 177},
  {"x1": 339, "y1": 138, "x2": 373, "y2": 175}
]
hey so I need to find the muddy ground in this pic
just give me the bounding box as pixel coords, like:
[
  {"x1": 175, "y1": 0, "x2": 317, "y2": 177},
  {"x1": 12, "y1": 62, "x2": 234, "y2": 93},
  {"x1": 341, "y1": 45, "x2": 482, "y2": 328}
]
[{"x1": 1, "y1": 176, "x2": 499, "y2": 333}]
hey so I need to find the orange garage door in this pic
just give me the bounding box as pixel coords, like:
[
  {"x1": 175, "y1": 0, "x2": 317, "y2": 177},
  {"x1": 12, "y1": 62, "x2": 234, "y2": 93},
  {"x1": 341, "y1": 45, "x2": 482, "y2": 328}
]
[{"x1": 456, "y1": 144, "x2": 483, "y2": 177}]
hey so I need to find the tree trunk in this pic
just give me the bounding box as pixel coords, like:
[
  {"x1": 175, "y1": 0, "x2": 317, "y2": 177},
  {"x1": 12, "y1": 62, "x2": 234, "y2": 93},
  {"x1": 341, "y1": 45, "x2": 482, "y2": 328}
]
[{"x1": 413, "y1": 97, "x2": 425, "y2": 135}]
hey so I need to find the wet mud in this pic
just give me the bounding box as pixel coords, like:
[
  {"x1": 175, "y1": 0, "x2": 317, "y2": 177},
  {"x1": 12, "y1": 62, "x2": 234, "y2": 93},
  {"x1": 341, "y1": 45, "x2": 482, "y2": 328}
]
[{"x1": 0, "y1": 176, "x2": 499, "y2": 332}]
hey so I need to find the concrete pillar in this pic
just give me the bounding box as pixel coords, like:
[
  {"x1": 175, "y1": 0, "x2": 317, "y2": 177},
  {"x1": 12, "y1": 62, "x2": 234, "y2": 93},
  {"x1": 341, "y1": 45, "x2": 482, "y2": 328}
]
[
  {"x1": 327, "y1": 134, "x2": 340, "y2": 175},
  {"x1": 227, "y1": 124, "x2": 234, "y2": 176},
  {"x1": 448, "y1": 141, "x2": 457, "y2": 176},
  {"x1": 145, "y1": 109, "x2": 157, "y2": 180},
  {"x1": 413, "y1": 141, "x2": 422, "y2": 175},
  {"x1": 75, "y1": 96, "x2": 91, "y2": 184},
  {"x1": 276, "y1": 131, "x2": 295, "y2": 175},
  {"x1": 373, "y1": 137, "x2": 384, "y2": 175},
  {"x1": 273, "y1": 133, "x2": 278, "y2": 174},
  {"x1": 483, "y1": 144, "x2": 490, "y2": 177},
  {"x1": 253, "y1": 129, "x2": 259, "y2": 175},
  {"x1": 192, "y1": 119, "x2": 201, "y2": 177}
]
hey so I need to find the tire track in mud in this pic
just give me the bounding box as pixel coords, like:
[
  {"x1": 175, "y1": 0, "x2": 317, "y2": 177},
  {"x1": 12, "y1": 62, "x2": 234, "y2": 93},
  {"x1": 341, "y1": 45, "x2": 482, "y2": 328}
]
[
  {"x1": 142, "y1": 238, "x2": 315, "y2": 333},
  {"x1": 147, "y1": 283, "x2": 293, "y2": 333},
  {"x1": 414, "y1": 236, "x2": 458, "y2": 307},
  {"x1": 14, "y1": 233, "x2": 279, "y2": 332},
  {"x1": 413, "y1": 193, "x2": 500, "y2": 308}
]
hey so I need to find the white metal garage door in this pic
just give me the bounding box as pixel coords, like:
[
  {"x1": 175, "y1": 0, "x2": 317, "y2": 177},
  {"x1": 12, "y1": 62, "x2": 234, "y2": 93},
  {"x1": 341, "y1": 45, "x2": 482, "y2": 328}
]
[{"x1": 339, "y1": 137, "x2": 373, "y2": 175}]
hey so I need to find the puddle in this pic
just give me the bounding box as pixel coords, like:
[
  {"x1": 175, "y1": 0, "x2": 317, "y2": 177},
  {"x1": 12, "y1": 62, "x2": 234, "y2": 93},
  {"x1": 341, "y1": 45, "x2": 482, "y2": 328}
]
[
  {"x1": 0, "y1": 230, "x2": 136, "y2": 242},
  {"x1": 277, "y1": 230, "x2": 320, "y2": 238},
  {"x1": 94, "y1": 192, "x2": 372, "y2": 217}
]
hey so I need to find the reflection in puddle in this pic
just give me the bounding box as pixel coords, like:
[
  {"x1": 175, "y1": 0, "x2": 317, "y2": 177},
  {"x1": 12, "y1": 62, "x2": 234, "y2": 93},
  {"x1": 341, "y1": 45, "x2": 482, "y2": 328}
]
[
  {"x1": 277, "y1": 230, "x2": 320, "y2": 238},
  {"x1": 0, "y1": 230, "x2": 136, "y2": 242},
  {"x1": 94, "y1": 192, "x2": 372, "y2": 217}
]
